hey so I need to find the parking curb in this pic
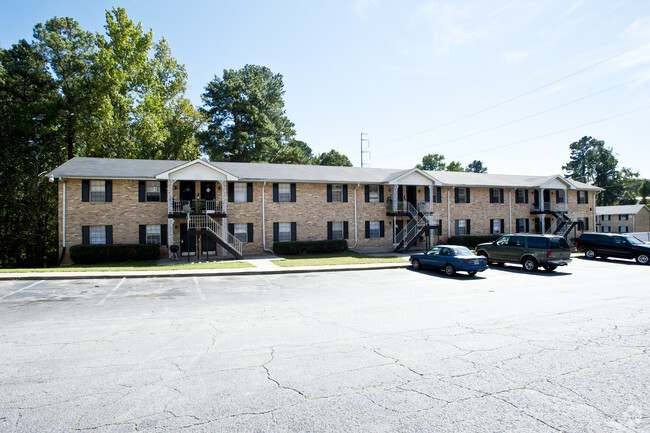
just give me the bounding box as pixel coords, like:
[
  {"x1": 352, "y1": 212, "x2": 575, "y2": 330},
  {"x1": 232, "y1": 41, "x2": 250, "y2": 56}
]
[{"x1": 0, "y1": 262, "x2": 412, "y2": 281}]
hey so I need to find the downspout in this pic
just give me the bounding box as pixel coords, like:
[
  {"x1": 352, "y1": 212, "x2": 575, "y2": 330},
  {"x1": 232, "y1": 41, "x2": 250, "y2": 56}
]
[
  {"x1": 262, "y1": 181, "x2": 274, "y2": 253},
  {"x1": 447, "y1": 188, "x2": 451, "y2": 239},
  {"x1": 509, "y1": 189, "x2": 512, "y2": 233},
  {"x1": 57, "y1": 178, "x2": 66, "y2": 265},
  {"x1": 351, "y1": 183, "x2": 361, "y2": 248}
]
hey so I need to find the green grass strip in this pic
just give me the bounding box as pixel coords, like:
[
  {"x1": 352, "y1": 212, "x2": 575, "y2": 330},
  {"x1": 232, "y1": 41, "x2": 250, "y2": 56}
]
[{"x1": 272, "y1": 251, "x2": 406, "y2": 267}]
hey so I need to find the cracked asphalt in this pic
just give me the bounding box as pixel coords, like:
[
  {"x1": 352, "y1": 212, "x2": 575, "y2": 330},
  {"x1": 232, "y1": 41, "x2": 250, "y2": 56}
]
[{"x1": 0, "y1": 257, "x2": 648, "y2": 432}]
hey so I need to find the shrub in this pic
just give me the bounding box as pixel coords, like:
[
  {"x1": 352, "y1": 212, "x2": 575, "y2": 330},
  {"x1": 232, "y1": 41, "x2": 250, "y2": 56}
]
[
  {"x1": 69, "y1": 244, "x2": 161, "y2": 264},
  {"x1": 273, "y1": 240, "x2": 348, "y2": 255},
  {"x1": 446, "y1": 235, "x2": 501, "y2": 249}
]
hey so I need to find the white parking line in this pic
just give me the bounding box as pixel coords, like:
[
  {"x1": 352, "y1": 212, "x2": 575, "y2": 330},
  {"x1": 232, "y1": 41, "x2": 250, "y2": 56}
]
[
  {"x1": 193, "y1": 276, "x2": 206, "y2": 301},
  {"x1": 0, "y1": 280, "x2": 43, "y2": 300},
  {"x1": 97, "y1": 277, "x2": 126, "y2": 306}
]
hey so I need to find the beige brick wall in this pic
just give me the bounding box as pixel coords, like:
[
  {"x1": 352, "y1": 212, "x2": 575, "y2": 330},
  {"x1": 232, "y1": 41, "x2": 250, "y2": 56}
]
[
  {"x1": 59, "y1": 179, "x2": 168, "y2": 263},
  {"x1": 58, "y1": 178, "x2": 600, "y2": 260}
]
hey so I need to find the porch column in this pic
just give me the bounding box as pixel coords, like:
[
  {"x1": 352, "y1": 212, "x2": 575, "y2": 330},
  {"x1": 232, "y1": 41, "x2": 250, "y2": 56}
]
[
  {"x1": 167, "y1": 180, "x2": 175, "y2": 258},
  {"x1": 392, "y1": 185, "x2": 398, "y2": 211},
  {"x1": 540, "y1": 188, "x2": 545, "y2": 233},
  {"x1": 220, "y1": 180, "x2": 227, "y2": 214}
]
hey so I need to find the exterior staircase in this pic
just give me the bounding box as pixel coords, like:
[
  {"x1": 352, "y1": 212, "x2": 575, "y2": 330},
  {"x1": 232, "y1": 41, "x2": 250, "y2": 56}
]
[
  {"x1": 187, "y1": 214, "x2": 244, "y2": 259},
  {"x1": 544, "y1": 211, "x2": 577, "y2": 238},
  {"x1": 393, "y1": 202, "x2": 437, "y2": 252}
]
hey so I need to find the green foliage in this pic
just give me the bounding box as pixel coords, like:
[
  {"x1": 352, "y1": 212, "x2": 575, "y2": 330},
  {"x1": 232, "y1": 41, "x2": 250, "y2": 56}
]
[
  {"x1": 467, "y1": 160, "x2": 487, "y2": 173},
  {"x1": 638, "y1": 179, "x2": 650, "y2": 204},
  {"x1": 273, "y1": 240, "x2": 348, "y2": 255},
  {"x1": 416, "y1": 154, "x2": 446, "y2": 171},
  {"x1": 446, "y1": 161, "x2": 467, "y2": 172},
  {"x1": 314, "y1": 149, "x2": 353, "y2": 166},
  {"x1": 447, "y1": 235, "x2": 501, "y2": 249},
  {"x1": 199, "y1": 64, "x2": 298, "y2": 163},
  {"x1": 69, "y1": 244, "x2": 160, "y2": 264}
]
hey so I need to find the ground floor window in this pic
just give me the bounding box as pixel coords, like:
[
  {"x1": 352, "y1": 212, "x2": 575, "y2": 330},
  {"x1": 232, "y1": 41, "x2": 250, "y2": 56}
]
[
  {"x1": 273, "y1": 222, "x2": 296, "y2": 242},
  {"x1": 490, "y1": 219, "x2": 504, "y2": 234},
  {"x1": 234, "y1": 223, "x2": 249, "y2": 243},
  {"x1": 331, "y1": 221, "x2": 344, "y2": 239},
  {"x1": 516, "y1": 218, "x2": 529, "y2": 233},
  {"x1": 601, "y1": 226, "x2": 611, "y2": 233},
  {"x1": 365, "y1": 220, "x2": 384, "y2": 238},
  {"x1": 90, "y1": 226, "x2": 106, "y2": 244},
  {"x1": 619, "y1": 226, "x2": 629, "y2": 233},
  {"x1": 454, "y1": 219, "x2": 471, "y2": 235},
  {"x1": 146, "y1": 225, "x2": 161, "y2": 244}
]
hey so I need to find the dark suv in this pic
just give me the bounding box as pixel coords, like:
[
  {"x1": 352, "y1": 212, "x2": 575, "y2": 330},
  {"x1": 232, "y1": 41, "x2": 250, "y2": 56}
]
[
  {"x1": 576, "y1": 233, "x2": 650, "y2": 265},
  {"x1": 476, "y1": 234, "x2": 572, "y2": 272}
]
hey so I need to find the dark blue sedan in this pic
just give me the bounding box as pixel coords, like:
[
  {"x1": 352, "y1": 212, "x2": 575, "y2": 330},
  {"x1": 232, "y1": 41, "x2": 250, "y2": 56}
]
[{"x1": 410, "y1": 245, "x2": 488, "y2": 276}]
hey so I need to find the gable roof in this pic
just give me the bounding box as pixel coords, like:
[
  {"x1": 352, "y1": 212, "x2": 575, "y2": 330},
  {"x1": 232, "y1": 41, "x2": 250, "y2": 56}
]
[
  {"x1": 49, "y1": 157, "x2": 603, "y2": 190},
  {"x1": 596, "y1": 204, "x2": 650, "y2": 215}
]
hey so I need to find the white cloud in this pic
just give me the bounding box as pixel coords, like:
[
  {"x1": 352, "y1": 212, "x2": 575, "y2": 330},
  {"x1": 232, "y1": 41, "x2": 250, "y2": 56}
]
[
  {"x1": 351, "y1": 0, "x2": 378, "y2": 18},
  {"x1": 415, "y1": 2, "x2": 488, "y2": 55}
]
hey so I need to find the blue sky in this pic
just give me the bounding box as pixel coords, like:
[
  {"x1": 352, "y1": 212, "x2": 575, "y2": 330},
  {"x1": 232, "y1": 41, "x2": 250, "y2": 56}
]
[{"x1": 2, "y1": 0, "x2": 650, "y2": 177}]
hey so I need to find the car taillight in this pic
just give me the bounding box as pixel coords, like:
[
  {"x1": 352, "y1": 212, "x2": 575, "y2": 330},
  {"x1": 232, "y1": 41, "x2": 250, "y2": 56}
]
[
  {"x1": 547, "y1": 250, "x2": 552, "y2": 258},
  {"x1": 463, "y1": 260, "x2": 471, "y2": 264},
  {"x1": 575, "y1": 241, "x2": 578, "y2": 248}
]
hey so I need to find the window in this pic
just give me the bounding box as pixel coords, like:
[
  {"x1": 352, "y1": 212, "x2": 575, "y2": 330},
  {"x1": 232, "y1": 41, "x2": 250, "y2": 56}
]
[
  {"x1": 490, "y1": 188, "x2": 503, "y2": 204},
  {"x1": 577, "y1": 191, "x2": 588, "y2": 204},
  {"x1": 602, "y1": 215, "x2": 611, "y2": 221},
  {"x1": 515, "y1": 189, "x2": 528, "y2": 204},
  {"x1": 233, "y1": 223, "x2": 248, "y2": 243},
  {"x1": 331, "y1": 184, "x2": 343, "y2": 202},
  {"x1": 89, "y1": 226, "x2": 106, "y2": 244},
  {"x1": 454, "y1": 219, "x2": 470, "y2": 235},
  {"x1": 490, "y1": 219, "x2": 504, "y2": 234},
  {"x1": 368, "y1": 185, "x2": 379, "y2": 203},
  {"x1": 90, "y1": 180, "x2": 106, "y2": 202},
  {"x1": 234, "y1": 183, "x2": 247, "y2": 202},
  {"x1": 146, "y1": 225, "x2": 161, "y2": 244},
  {"x1": 278, "y1": 222, "x2": 292, "y2": 242},
  {"x1": 619, "y1": 214, "x2": 629, "y2": 221},
  {"x1": 331, "y1": 222, "x2": 344, "y2": 240},
  {"x1": 145, "y1": 181, "x2": 161, "y2": 202},
  {"x1": 368, "y1": 221, "x2": 380, "y2": 238},
  {"x1": 602, "y1": 226, "x2": 611, "y2": 233},
  {"x1": 516, "y1": 218, "x2": 529, "y2": 233},
  {"x1": 556, "y1": 190, "x2": 565, "y2": 204},
  {"x1": 455, "y1": 187, "x2": 469, "y2": 203},
  {"x1": 619, "y1": 226, "x2": 629, "y2": 233},
  {"x1": 278, "y1": 184, "x2": 291, "y2": 202}
]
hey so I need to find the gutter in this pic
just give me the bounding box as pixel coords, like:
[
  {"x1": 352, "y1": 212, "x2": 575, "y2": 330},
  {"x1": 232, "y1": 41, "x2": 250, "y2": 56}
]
[
  {"x1": 262, "y1": 181, "x2": 274, "y2": 253},
  {"x1": 352, "y1": 183, "x2": 360, "y2": 248}
]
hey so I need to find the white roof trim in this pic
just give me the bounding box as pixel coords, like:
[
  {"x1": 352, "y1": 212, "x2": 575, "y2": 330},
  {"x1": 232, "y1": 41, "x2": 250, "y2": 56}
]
[
  {"x1": 386, "y1": 168, "x2": 442, "y2": 185},
  {"x1": 539, "y1": 175, "x2": 573, "y2": 190},
  {"x1": 155, "y1": 159, "x2": 238, "y2": 180}
]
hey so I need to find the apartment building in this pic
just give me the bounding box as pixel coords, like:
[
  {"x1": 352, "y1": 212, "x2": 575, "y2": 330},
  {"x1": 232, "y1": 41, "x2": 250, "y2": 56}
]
[
  {"x1": 596, "y1": 204, "x2": 650, "y2": 233},
  {"x1": 49, "y1": 157, "x2": 602, "y2": 262}
]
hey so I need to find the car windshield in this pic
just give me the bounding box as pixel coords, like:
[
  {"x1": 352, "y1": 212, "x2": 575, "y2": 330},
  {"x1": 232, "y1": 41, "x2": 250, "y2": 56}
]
[
  {"x1": 452, "y1": 246, "x2": 473, "y2": 256},
  {"x1": 625, "y1": 236, "x2": 644, "y2": 245}
]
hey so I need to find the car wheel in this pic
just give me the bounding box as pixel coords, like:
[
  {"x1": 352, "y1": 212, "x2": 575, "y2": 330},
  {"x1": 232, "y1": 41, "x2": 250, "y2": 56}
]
[
  {"x1": 468, "y1": 271, "x2": 477, "y2": 276},
  {"x1": 543, "y1": 265, "x2": 557, "y2": 271},
  {"x1": 636, "y1": 253, "x2": 649, "y2": 265},
  {"x1": 412, "y1": 259, "x2": 421, "y2": 270},
  {"x1": 522, "y1": 257, "x2": 538, "y2": 272},
  {"x1": 444, "y1": 264, "x2": 456, "y2": 276},
  {"x1": 585, "y1": 249, "x2": 597, "y2": 259}
]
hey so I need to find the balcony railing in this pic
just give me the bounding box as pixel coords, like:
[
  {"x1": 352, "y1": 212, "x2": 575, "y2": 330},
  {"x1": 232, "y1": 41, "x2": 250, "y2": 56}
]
[
  {"x1": 531, "y1": 202, "x2": 568, "y2": 212},
  {"x1": 170, "y1": 199, "x2": 223, "y2": 214}
]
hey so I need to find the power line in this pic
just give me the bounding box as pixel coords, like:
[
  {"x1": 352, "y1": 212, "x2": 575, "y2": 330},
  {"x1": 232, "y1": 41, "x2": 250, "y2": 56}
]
[
  {"x1": 379, "y1": 76, "x2": 646, "y2": 160},
  {"x1": 449, "y1": 105, "x2": 650, "y2": 159},
  {"x1": 374, "y1": 40, "x2": 650, "y2": 148}
]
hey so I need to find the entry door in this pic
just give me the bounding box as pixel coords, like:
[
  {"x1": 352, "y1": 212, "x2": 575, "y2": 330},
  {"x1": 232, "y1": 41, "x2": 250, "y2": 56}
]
[
  {"x1": 180, "y1": 181, "x2": 195, "y2": 201},
  {"x1": 201, "y1": 181, "x2": 216, "y2": 200},
  {"x1": 180, "y1": 223, "x2": 196, "y2": 253},
  {"x1": 406, "y1": 185, "x2": 417, "y2": 208}
]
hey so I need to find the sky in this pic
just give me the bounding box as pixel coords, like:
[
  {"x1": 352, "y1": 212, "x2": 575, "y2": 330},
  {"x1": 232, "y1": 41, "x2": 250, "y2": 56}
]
[{"x1": 2, "y1": 0, "x2": 650, "y2": 177}]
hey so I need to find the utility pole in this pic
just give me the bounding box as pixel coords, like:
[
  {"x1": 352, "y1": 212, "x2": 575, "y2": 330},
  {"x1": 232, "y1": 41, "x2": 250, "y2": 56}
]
[{"x1": 360, "y1": 133, "x2": 370, "y2": 168}]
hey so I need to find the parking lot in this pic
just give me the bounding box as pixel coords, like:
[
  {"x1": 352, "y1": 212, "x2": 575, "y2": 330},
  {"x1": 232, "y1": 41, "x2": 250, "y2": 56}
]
[{"x1": 1, "y1": 257, "x2": 648, "y2": 432}]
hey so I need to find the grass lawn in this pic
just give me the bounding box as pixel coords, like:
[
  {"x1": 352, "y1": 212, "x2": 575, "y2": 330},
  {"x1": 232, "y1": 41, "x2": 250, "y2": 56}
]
[
  {"x1": 1, "y1": 260, "x2": 254, "y2": 273},
  {"x1": 272, "y1": 251, "x2": 407, "y2": 267}
]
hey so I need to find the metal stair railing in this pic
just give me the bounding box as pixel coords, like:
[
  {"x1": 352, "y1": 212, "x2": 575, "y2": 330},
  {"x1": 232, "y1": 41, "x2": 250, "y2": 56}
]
[{"x1": 187, "y1": 214, "x2": 243, "y2": 258}]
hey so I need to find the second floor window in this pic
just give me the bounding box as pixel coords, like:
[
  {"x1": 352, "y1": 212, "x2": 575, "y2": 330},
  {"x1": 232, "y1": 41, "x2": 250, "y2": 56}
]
[
  {"x1": 601, "y1": 215, "x2": 611, "y2": 221},
  {"x1": 490, "y1": 189, "x2": 504, "y2": 204},
  {"x1": 234, "y1": 183, "x2": 247, "y2": 202},
  {"x1": 90, "y1": 180, "x2": 106, "y2": 202},
  {"x1": 331, "y1": 184, "x2": 343, "y2": 202},
  {"x1": 515, "y1": 189, "x2": 528, "y2": 204},
  {"x1": 278, "y1": 183, "x2": 291, "y2": 202},
  {"x1": 146, "y1": 181, "x2": 161, "y2": 202},
  {"x1": 619, "y1": 214, "x2": 629, "y2": 221},
  {"x1": 577, "y1": 191, "x2": 588, "y2": 204},
  {"x1": 455, "y1": 187, "x2": 470, "y2": 203},
  {"x1": 368, "y1": 185, "x2": 379, "y2": 203}
]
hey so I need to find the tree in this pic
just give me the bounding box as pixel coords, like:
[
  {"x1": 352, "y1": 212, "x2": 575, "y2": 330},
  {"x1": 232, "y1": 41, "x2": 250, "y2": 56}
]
[
  {"x1": 0, "y1": 40, "x2": 63, "y2": 268},
  {"x1": 314, "y1": 149, "x2": 352, "y2": 167},
  {"x1": 81, "y1": 8, "x2": 201, "y2": 159},
  {"x1": 638, "y1": 179, "x2": 650, "y2": 204},
  {"x1": 416, "y1": 154, "x2": 446, "y2": 171},
  {"x1": 199, "y1": 64, "x2": 296, "y2": 163},
  {"x1": 33, "y1": 17, "x2": 96, "y2": 160},
  {"x1": 467, "y1": 160, "x2": 487, "y2": 173},
  {"x1": 446, "y1": 161, "x2": 467, "y2": 172},
  {"x1": 562, "y1": 136, "x2": 601, "y2": 183}
]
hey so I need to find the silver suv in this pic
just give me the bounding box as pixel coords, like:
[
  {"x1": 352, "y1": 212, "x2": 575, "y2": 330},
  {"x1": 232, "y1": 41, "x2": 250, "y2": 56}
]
[{"x1": 476, "y1": 235, "x2": 572, "y2": 272}]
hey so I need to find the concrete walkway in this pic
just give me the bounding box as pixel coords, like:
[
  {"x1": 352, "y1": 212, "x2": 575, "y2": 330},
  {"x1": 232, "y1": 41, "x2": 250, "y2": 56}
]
[{"x1": 0, "y1": 253, "x2": 413, "y2": 281}]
